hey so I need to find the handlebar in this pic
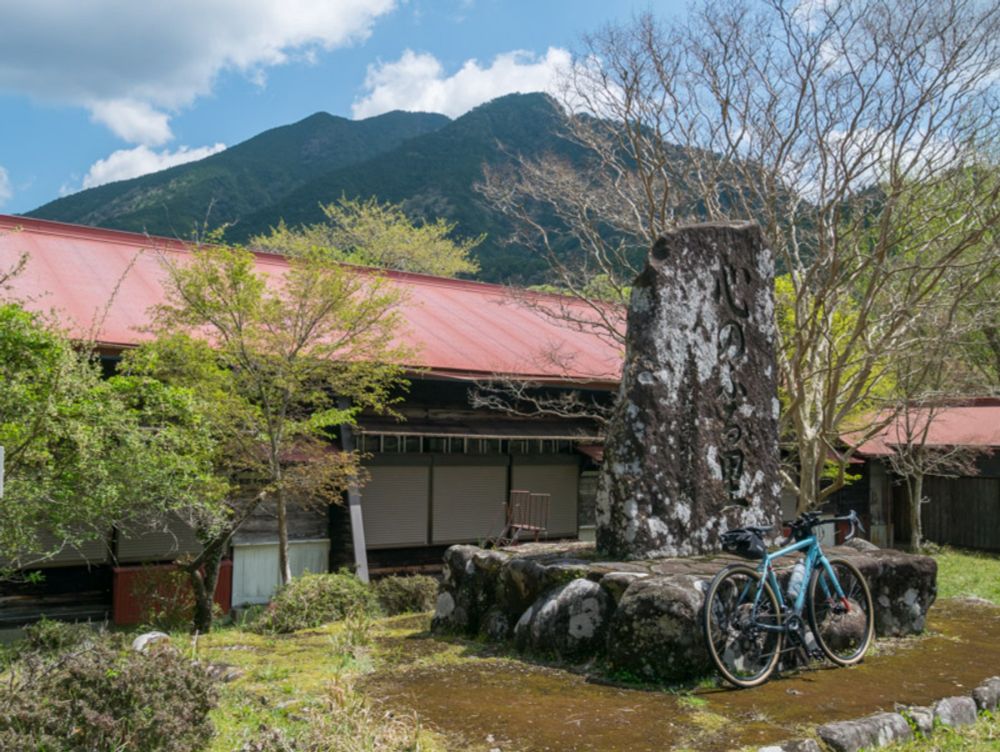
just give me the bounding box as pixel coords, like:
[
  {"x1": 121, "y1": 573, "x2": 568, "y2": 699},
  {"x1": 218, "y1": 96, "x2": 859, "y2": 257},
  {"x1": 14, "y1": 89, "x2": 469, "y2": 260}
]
[{"x1": 781, "y1": 510, "x2": 865, "y2": 543}]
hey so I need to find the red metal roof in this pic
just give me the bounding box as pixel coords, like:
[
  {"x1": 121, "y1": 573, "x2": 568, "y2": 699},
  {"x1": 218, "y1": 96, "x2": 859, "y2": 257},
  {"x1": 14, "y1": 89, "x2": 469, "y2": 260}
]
[
  {"x1": 0, "y1": 215, "x2": 623, "y2": 385},
  {"x1": 850, "y1": 400, "x2": 1000, "y2": 456}
]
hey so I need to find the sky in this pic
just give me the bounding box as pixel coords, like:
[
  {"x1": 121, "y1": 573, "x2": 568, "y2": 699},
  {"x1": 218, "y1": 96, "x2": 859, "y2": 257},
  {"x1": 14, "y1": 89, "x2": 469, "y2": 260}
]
[{"x1": 0, "y1": 0, "x2": 684, "y2": 215}]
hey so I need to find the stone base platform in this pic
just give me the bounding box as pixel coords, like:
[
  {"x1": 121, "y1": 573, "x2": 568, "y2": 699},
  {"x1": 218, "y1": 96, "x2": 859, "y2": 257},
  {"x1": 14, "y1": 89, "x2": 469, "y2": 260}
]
[{"x1": 431, "y1": 541, "x2": 937, "y2": 683}]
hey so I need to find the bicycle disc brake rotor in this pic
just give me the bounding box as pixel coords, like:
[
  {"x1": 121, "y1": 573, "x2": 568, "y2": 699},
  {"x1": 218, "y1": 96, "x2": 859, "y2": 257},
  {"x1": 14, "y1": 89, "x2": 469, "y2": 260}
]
[{"x1": 818, "y1": 597, "x2": 867, "y2": 649}]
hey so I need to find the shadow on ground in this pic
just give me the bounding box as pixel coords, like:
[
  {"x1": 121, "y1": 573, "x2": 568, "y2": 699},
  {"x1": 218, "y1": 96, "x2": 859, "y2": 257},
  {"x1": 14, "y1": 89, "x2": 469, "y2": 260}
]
[{"x1": 362, "y1": 599, "x2": 1000, "y2": 751}]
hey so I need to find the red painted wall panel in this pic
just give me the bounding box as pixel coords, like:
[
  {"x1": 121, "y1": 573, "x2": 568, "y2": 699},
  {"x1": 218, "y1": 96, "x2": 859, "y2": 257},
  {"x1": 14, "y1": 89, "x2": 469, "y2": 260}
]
[{"x1": 112, "y1": 560, "x2": 232, "y2": 626}]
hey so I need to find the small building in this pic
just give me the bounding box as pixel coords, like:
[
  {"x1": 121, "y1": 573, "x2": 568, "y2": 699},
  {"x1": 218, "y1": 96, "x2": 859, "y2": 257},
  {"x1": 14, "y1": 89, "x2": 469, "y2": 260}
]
[
  {"x1": 0, "y1": 215, "x2": 620, "y2": 620},
  {"x1": 844, "y1": 399, "x2": 1000, "y2": 551}
]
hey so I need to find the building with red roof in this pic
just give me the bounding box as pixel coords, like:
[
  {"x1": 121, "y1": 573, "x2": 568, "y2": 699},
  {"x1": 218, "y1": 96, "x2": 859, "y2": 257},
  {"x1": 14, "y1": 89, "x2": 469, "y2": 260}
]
[
  {"x1": 1, "y1": 215, "x2": 622, "y2": 384},
  {"x1": 840, "y1": 399, "x2": 1000, "y2": 552},
  {"x1": 0, "y1": 215, "x2": 623, "y2": 621}
]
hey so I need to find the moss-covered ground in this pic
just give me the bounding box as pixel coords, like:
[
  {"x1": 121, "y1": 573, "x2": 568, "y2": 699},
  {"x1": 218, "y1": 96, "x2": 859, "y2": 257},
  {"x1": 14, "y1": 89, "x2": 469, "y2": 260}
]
[
  {"x1": 6, "y1": 547, "x2": 998, "y2": 750},
  {"x1": 171, "y1": 547, "x2": 1000, "y2": 751},
  {"x1": 875, "y1": 548, "x2": 1000, "y2": 752}
]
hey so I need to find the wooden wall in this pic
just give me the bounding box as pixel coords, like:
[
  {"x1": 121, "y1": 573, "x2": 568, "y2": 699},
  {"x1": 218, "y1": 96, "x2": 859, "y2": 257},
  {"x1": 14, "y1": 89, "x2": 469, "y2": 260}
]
[
  {"x1": 892, "y1": 475, "x2": 1000, "y2": 552},
  {"x1": 923, "y1": 476, "x2": 1000, "y2": 552}
]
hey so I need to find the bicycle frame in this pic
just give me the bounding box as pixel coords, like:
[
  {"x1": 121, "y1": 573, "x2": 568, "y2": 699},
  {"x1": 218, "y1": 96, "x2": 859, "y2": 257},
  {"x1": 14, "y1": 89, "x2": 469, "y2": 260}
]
[{"x1": 749, "y1": 535, "x2": 849, "y2": 632}]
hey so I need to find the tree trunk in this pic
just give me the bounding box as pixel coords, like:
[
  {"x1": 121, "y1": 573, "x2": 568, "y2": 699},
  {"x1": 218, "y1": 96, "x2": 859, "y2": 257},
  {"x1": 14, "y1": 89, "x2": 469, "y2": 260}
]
[
  {"x1": 796, "y1": 438, "x2": 822, "y2": 515},
  {"x1": 909, "y1": 473, "x2": 924, "y2": 552},
  {"x1": 983, "y1": 325, "x2": 1000, "y2": 383},
  {"x1": 189, "y1": 545, "x2": 224, "y2": 634},
  {"x1": 276, "y1": 488, "x2": 292, "y2": 586}
]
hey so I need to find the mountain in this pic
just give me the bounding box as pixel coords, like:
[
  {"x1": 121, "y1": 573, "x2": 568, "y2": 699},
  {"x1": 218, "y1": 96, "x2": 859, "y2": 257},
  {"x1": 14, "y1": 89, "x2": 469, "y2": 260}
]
[
  {"x1": 27, "y1": 110, "x2": 451, "y2": 238},
  {"x1": 232, "y1": 93, "x2": 582, "y2": 282},
  {"x1": 28, "y1": 94, "x2": 588, "y2": 283}
]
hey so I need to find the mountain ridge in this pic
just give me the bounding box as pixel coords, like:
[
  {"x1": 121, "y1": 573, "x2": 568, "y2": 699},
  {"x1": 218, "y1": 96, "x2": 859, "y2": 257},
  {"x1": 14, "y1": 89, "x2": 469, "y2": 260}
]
[
  {"x1": 28, "y1": 93, "x2": 581, "y2": 283},
  {"x1": 27, "y1": 108, "x2": 452, "y2": 239}
]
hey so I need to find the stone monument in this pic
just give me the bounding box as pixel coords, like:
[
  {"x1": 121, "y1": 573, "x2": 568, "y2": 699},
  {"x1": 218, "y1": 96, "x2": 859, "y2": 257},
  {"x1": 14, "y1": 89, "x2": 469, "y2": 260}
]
[{"x1": 595, "y1": 222, "x2": 782, "y2": 559}]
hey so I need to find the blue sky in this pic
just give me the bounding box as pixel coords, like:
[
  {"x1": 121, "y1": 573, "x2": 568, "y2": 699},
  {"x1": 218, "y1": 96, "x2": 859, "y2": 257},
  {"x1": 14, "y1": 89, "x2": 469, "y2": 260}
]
[{"x1": 0, "y1": 1, "x2": 684, "y2": 215}]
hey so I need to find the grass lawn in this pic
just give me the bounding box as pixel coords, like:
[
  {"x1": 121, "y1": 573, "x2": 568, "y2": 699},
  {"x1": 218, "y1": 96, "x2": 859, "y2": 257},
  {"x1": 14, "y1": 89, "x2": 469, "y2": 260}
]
[
  {"x1": 932, "y1": 547, "x2": 1000, "y2": 604},
  {"x1": 876, "y1": 548, "x2": 1000, "y2": 752},
  {"x1": 878, "y1": 713, "x2": 1000, "y2": 751},
  {"x1": 169, "y1": 613, "x2": 449, "y2": 751}
]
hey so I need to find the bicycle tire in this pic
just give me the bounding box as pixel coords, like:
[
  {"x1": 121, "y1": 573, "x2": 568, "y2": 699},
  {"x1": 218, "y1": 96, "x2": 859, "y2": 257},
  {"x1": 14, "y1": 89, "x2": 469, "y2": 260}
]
[
  {"x1": 806, "y1": 557, "x2": 874, "y2": 666},
  {"x1": 703, "y1": 564, "x2": 784, "y2": 688}
]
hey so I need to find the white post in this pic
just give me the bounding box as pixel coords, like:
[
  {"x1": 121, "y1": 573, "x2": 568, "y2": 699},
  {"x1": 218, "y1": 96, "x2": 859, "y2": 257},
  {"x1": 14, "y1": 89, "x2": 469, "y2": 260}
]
[{"x1": 337, "y1": 401, "x2": 369, "y2": 583}]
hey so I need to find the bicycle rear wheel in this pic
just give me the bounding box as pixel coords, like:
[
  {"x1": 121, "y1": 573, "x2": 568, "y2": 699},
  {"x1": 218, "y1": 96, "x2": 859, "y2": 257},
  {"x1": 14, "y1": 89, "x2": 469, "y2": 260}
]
[
  {"x1": 703, "y1": 564, "x2": 783, "y2": 688},
  {"x1": 807, "y1": 557, "x2": 874, "y2": 666}
]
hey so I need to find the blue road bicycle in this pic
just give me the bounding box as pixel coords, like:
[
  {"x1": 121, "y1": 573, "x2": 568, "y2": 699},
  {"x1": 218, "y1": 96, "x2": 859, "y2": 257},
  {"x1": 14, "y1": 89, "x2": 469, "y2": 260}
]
[{"x1": 703, "y1": 511, "x2": 875, "y2": 688}]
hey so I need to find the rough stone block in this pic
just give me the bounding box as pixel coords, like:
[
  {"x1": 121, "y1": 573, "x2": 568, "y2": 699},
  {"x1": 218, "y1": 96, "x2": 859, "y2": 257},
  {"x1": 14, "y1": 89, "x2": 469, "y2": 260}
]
[
  {"x1": 431, "y1": 542, "x2": 936, "y2": 683},
  {"x1": 596, "y1": 223, "x2": 781, "y2": 560},
  {"x1": 758, "y1": 741, "x2": 822, "y2": 752},
  {"x1": 605, "y1": 574, "x2": 710, "y2": 682},
  {"x1": 817, "y1": 712, "x2": 912, "y2": 752},
  {"x1": 481, "y1": 605, "x2": 513, "y2": 641},
  {"x1": 599, "y1": 571, "x2": 649, "y2": 603},
  {"x1": 131, "y1": 631, "x2": 170, "y2": 653},
  {"x1": 513, "y1": 578, "x2": 612, "y2": 660},
  {"x1": 833, "y1": 546, "x2": 937, "y2": 636},
  {"x1": 432, "y1": 544, "x2": 504, "y2": 633},
  {"x1": 933, "y1": 696, "x2": 978, "y2": 727},
  {"x1": 972, "y1": 676, "x2": 1000, "y2": 712},
  {"x1": 903, "y1": 706, "x2": 934, "y2": 736}
]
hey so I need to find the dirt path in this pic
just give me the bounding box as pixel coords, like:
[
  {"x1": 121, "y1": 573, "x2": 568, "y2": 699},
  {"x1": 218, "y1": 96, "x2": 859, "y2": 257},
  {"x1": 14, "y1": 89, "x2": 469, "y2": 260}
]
[{"x1": 363, "y1": 600, "x2": 1000, "y2": 751}]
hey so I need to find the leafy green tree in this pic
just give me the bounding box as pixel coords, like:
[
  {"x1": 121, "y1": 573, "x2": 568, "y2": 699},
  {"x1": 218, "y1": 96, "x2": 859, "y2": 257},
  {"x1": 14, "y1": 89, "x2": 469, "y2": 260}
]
[
  {"x1": 251, "y1": 196, "x2": 482, "y2": 278},
  {"x1": 150, "y1": 238, "x2": 409, "y2": 595},
  {"x1": 119, "y1": 335, "x2": 255, "y2": 632},
  {"x1": 0, "y1": 303, "x2": 220, "y2": 578}
]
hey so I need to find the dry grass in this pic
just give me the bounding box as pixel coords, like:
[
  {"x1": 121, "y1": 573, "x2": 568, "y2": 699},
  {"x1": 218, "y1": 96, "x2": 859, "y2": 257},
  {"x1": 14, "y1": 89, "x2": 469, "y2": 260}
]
[{"x1": 169, "y1": 615, "x2": 445, "y2": 752}]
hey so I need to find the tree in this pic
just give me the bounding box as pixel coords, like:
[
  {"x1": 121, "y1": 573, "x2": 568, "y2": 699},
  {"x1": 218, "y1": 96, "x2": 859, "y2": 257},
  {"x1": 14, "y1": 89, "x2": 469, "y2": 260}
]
[
  {"x1": 877, "y1": 315, "x2": 991, "y2": 550},
  {"x1": 952, "y1": 260, "x2": 1000, "y2": 390},
  {"x1": 150, "y1": 239, "x2": 409, "y2": 592},
  {"x1": 119, "y1": 334, "x2": 258, "y2": 632},
  {"x1": 481, "y1": 0, "x2": 1000, "y2": 512},
  {"x1": 250, "y1": 196, "x2": 482, "y2": 278},
  {"x1": 883, "y1": 401, "x2": 986, "y2": 552},
  {"x1": 0, "y1": 302, "x2": 220, "y2": 578}
]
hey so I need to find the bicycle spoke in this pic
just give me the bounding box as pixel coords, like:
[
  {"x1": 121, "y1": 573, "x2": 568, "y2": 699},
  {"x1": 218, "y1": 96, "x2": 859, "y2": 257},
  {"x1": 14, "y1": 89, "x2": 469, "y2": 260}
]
[
  {"x1": 808, "y1": 560, "x2": 874, "y2": 666},
  {"x1": 704, "y1": 566, "x2": 783, "y2": 686}
]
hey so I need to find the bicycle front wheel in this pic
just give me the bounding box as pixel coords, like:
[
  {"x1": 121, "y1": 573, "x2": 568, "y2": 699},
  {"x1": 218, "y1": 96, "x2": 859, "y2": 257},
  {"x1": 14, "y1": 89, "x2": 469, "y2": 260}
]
[
  {"x1": 703, "y1": 564, "x2": 783, "y2": 688},
  {"x1": 807, "y1": 557, "x2": 874, "y2": 666}
]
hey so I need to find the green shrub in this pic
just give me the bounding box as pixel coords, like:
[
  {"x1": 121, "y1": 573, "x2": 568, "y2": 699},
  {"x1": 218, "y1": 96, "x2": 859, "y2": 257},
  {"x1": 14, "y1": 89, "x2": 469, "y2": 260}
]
[
  {"x1": 251, "y1": 570, "x2": 379, "y2": 634},
  {"x1": 0, "y1": 639, "x2": 217, "y2": 752},
  {"x1": 372, "y1": 575, "x2": 439, "y2": 616},
  {"x1": 21, "y1": 617, "x2": 93, "y2": 653}
]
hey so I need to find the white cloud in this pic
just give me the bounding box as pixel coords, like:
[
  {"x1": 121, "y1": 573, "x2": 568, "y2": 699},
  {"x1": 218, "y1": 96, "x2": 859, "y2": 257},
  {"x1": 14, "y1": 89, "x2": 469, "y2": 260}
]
[
  {"x1": 79, "y1": 143, "x2": 227, "y2": 190},
  {"x1": 88, "y1": 99, "x2": 174, "y2": 147},
  {"x1": 352, "y1": 47, "x2": 571, "y2": 118},
  {"x1": 0, "y1": 167, "x2": 11, "y2": 207},
  {"x1": 0, "y1": 0, "x2": 397, "y2": 143}
]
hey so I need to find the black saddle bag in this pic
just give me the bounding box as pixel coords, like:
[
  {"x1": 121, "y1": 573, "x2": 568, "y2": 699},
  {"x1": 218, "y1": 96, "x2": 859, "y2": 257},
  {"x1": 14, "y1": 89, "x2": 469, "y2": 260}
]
[{"x1": 721, "y1": 528, "x2": 766, "y2": 560}]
